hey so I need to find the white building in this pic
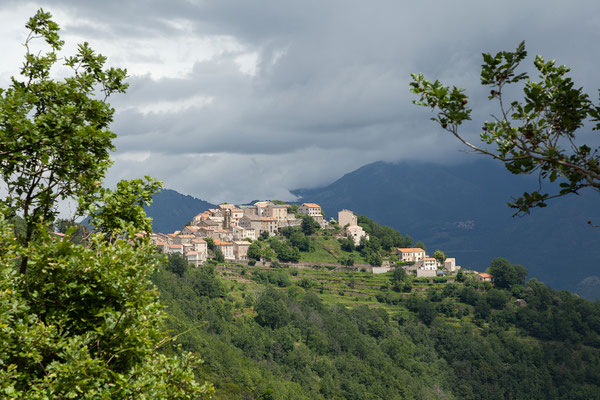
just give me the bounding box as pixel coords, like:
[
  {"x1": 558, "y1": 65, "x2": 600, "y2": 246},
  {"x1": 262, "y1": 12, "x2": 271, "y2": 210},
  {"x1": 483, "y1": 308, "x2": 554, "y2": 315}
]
[{"x1": 346, "y1": 225, "x2": 368, "y2": 246}]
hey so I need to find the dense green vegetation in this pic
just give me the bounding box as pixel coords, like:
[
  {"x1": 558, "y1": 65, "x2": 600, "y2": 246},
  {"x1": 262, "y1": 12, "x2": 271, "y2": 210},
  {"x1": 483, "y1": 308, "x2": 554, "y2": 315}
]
[
  {"x1": 154, "y1": 256, "x2": 600, "y2": 399},
  {"x1": 0, "y1": 11, "x2": 212, "y2": 398}
]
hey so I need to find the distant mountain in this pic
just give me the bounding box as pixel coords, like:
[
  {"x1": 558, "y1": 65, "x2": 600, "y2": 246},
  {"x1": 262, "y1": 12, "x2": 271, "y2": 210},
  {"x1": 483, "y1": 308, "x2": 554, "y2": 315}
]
[
  {"x1": 293, "y1": 160, "x2": 600, "y2": 293},
  {"x1": 145, "y1": 189, "x2": 215, "y2": 234}
]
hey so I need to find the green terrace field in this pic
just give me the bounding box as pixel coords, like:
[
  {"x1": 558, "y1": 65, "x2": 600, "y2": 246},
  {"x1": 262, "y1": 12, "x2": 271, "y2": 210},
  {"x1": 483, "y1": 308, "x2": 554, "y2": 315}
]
[
  {"x1": 295, "y1": 235, "x2": 369, "y2": 264},
  {"x1": 216, "y1": 263, "x2": 471, "y2": 320}
]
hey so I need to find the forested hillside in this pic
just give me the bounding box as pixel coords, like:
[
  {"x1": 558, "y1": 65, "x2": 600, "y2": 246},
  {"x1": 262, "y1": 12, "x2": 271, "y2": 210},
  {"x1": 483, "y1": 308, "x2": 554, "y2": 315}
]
[{"x1": 154, "y1": 256, "x2": 600, "y2": 399}]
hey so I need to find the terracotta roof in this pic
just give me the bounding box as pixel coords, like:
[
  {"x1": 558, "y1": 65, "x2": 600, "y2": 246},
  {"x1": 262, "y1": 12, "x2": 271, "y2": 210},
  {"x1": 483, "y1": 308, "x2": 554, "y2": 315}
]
[
  {"x1": 214, "y1": 240, "x2": 233, "y2": 246},
  {"x1": 397, "y1": 248, "x2": 426, "y2": 252},
  {"x1": 478, "y1": 273, "x2": 493, "y2": 278},
  {"x1": 156, "y1": 242, "x2": 166, "y2": 246},
  {"x1": 302, "y1": 203, "x2": 321, "y2": 208},
  {"x1": 423, "y1": 257, "x2": 436, "y2": 261},
  {"x1": 261, "y1": 217, "x2": 277, "y2": 221},
  {"x1": 168, "y1": 244, "x2": 183, "y2": 249}
]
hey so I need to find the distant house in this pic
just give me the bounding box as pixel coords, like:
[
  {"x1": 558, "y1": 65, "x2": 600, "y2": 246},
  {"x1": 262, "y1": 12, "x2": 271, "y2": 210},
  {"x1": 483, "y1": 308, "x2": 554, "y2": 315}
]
[
  {"x1": 172, "y1": 234, "x2": 195, "y2": 245},
  {"x1": 233, "y1": 241, "x2": 250, "y2": 261},
  {"x1": 214, "y1": 240, "x2": 235, "y2": 261},
  {"x1": 396, "y1": 248, "x2": 426, "y2": 263},
  {"x1": 239, "y1": 215, "x2": 276, "y2": 236},
  {"x1": 186, "y1": 251, "x2": 205, "y2": 267},
  {"x1": 444, "y1": 257, "x2": 459, "y2": 272},
  {"x1": 298, "y1": 203, "x2": 322, "y2": 218},
  {"x1": 416, "y1": 257, "x2": 437, "y2": 270},
  {"x1": 476, "y1": 273, "x2": 494, "y2": 283},
  {"x1": 346, "y1": 224, "x2": 368, "y2": 246},
  {"x1": 233, "y1": 226, "x2": 256, "y2": 241},
  {"x1": 266, "y1": 204, "x2": 288, "y2": 221},
  {"x1": 338, "y1": 209, "x2": 357, "y2": 227},
  {"x1": 181, "y1": 225, "x2": 201, "y2": 236},
  {"x1": 166, "y1": 244, "x2": 184, "y2": 255}
]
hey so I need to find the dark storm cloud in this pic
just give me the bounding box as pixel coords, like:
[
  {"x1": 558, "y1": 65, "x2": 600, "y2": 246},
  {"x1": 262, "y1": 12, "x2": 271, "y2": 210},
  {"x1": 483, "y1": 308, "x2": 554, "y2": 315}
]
[{"x1": 1, "y1": 0, "x2": 599, "y2": 202}]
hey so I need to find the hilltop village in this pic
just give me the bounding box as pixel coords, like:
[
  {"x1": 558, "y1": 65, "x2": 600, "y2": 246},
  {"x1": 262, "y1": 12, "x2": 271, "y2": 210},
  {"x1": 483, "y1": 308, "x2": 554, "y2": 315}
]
[{"x1": 150, "y1": 201, "x2": 491, "y2": 281}]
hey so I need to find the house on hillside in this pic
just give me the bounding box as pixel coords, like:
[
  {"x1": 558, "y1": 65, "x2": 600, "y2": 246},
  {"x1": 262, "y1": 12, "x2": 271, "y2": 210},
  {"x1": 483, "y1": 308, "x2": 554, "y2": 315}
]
[
  {"x1": 166, "y1": 244, "x2": 184, "y2": 255},
  {"x1": 416, "y1": 257, "x2": 437, "y2": 270},
  {"x1": 214, "y1": 240, "x2": 235, "y2": 261},
  {"x1": 298, "y1": 203, "x2": 322, "y2": 218},
  {"x1": 346, "y1": 224, "x2": 368, "y2": 246},
  {"x1": 444, "y1": 257, "x2": 460, "y2": 272},
  {"x1": 233, "y1": 241, "x2": 250, "y2": 261},
  {"x1": 476, "y1": 273, "x2": 494, "y2": 283},
  {"x1": 338, "y1": 209, "x2": 357, "y2": 227},
  {"x1": 396, "y1": 248, "x2": 426, "y2": 263},
  {"x1": 181, "y1": 225, "x2": 201, "y2": 236},
  {"x1": 233, "y1": 226, "x2": 256, "y2": 241},
  {"x1": 266, "y1": 204, "x2": 288, "y2": 222},
  {"x1": 414, "y1": 257, "x2": 437, "y2": 278},
  {"x1": 186, "y1": 251, "x2": 206, "y2": 267}
]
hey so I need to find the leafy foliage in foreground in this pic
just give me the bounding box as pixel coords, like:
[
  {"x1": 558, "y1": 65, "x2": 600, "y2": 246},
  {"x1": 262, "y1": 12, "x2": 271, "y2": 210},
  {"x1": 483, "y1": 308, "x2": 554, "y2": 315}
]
[
  {"x1": 0, "y1": 9, "x2": 213, "y2": 398},
  {"x1": 0, "y1": 213, "x2": 213, "y2": 399}
]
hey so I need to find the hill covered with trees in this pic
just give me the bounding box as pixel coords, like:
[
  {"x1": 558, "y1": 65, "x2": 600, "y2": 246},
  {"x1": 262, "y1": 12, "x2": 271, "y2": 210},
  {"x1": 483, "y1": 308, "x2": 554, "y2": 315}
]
[{"x1": 153, "y1": 254, "x2": 600, "y2": 399}]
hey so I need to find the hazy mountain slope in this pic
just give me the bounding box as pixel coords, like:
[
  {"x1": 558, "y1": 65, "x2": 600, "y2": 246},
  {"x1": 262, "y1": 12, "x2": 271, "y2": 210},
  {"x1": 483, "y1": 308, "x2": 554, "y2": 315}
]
[
  {"x1": 145, "y1": 189, "x2": 215, "y2": 233},
  {"x1": 293, "y1": 160, "x2": 600, "y2": 292}
]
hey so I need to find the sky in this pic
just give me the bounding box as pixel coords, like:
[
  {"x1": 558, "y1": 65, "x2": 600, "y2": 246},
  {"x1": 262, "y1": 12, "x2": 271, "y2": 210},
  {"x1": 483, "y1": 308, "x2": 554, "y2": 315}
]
[{"x1": 1, "y1": 1, "x2": 599, "y2": 204}]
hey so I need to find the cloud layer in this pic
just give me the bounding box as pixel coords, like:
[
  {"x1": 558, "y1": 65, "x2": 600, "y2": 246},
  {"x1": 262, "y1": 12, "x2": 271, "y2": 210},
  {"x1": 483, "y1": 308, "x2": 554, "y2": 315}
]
[{"x1": 1, "y1": 1, "x2": 599, "y2": 203}]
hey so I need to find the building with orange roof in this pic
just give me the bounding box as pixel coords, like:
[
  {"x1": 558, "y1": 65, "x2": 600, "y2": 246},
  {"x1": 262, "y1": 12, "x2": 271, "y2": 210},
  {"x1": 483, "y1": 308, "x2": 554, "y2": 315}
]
[
  {"x1": 396, "y1": 248, "x2": 426, "y2": 263},
  {"x1": 167, "y1": 244, "x2": 184, "y2": 255},
  {"x1": 476, "y1": 273, "x2": 494, "y2": 283},
  {"x1": 298, "y1": 203, "x2": 322, "y2": 218},
  {"x1": 214, "y1": 240, "x2": 234, "y2": 260}
]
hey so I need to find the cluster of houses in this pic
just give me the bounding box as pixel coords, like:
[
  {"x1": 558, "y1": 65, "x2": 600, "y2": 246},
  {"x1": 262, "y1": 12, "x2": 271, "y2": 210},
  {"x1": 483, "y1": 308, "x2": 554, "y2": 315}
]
[
  {"x1": 150, "y1": 202, "x2": 369, "y2": 267},
  {"x1": 395, "y1": 247, "x2": 460, "y2": 278},
  {"x1": 395, "y1": 247, "x2": 495, "y2": 282},
  {"x1": 147, "y1": 200, "x2": 491, "y2": 281}
]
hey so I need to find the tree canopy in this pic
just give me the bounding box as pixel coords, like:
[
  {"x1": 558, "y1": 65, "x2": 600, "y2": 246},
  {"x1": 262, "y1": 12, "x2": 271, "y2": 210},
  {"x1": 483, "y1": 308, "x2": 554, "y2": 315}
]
[
  {"x1": 411, "y1": 41, "x2": 600, "y2": 215},
  {"x1": 0, "y1": 10, "x2": 213, "y2": 398}
]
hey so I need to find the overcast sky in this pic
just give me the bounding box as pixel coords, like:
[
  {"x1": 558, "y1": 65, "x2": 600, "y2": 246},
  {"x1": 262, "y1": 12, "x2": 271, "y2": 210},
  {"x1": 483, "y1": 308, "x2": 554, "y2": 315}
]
[{"x1": 1, "y1": 1, "x2": 599, "y2": 204}]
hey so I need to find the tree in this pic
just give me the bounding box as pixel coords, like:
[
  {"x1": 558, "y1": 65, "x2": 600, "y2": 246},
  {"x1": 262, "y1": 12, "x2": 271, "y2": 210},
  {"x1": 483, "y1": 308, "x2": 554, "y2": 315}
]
[
  {"x1": 247, "y1": 241, "x2": 262, "y2": 261},
  {"x1": 0, "y1": 11, "x2": 213, "y2": 398},
  {"x1": 487, "y1": 257, "x2": 528, "y2": 289},
  {"x1": 290, "y1": 231, "x2": 312, "y2": 252},
  {"x1": 415, "y1": 240, "x2": 426, "y2": 251},
  {"x1": 167, "y1": 252, "x2": 188, "y2": 277},
  {"x1": 391, "y1": 267, "x2": 409, "y2": 292},
  {"x1": 0, "y1": 10, "x2": 128, "y2": 274},
  {"x1": 338, "y1": 236, "x2": 355, "y2": 252},
  {"x1": 300, "y1": 214, "x2": 320, "y2": 235},
  {"x1": 204, "y1": 237, "x2": 215, "y2": 250},
  {"x1": 411, "y1": 41, "x2": 600, "y2": 215},
  {"x1": 214, "y1": 248, "x2": 225, "y2": 263},
  {"x1": 433, "y1": 249, "x2": 446, "y2": 265}
]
